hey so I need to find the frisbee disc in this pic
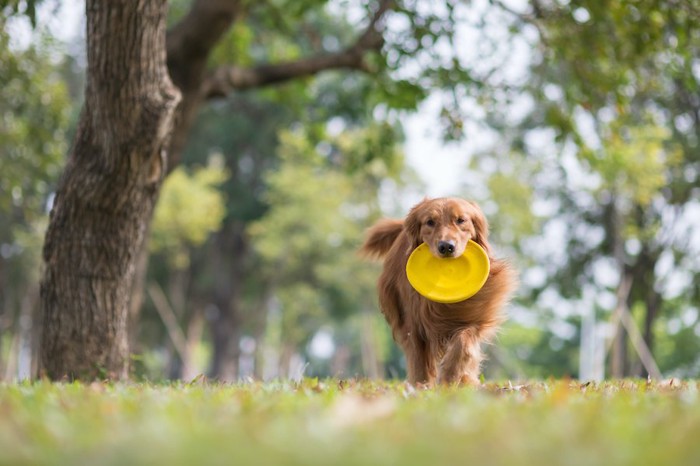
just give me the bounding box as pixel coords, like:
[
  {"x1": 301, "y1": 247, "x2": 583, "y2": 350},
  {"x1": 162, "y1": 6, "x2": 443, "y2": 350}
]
[{"x1": 406, "y1": 240, "x2": 490, "y2": 303}]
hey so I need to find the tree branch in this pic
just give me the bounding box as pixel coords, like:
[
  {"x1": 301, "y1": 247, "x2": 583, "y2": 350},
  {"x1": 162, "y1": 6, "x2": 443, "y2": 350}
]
[
  {"x1": 167, "y1": 0, "x2": 244, "y2": 66},
  {"x1": 147, "y1": 283, "x2": 189, "y2": 363},
  {"x1": 202, "y1": 50, "x2": 365, "y2": 97},
  {"x1": 491, "y1": 0, "x2": 549, "y2": 45},
  {"x1": 201, "y1": 0, "x2": 393, "y2": 99}
]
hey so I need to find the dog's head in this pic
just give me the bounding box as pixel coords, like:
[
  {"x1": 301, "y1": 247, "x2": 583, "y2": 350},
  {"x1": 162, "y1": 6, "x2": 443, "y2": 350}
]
[{"x1": 405, "y1": 198, "x2": 491, "y2": 258}]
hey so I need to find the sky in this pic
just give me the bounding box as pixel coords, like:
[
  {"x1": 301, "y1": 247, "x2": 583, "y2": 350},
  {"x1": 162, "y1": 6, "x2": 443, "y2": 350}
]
[{"x1": 403, "y1": 99, "x2": 473, "y2": 198}]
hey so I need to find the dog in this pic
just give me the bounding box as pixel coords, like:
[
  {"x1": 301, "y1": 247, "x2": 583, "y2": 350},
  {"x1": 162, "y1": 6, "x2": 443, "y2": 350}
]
[{"x1": 361, "y1": 197, "x2": 517, "y2": 386}]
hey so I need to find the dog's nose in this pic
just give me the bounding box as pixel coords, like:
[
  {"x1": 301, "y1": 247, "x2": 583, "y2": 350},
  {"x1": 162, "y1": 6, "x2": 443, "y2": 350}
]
[{"x1": 437, "y1": 240, "x2": 455, "y2": 256}]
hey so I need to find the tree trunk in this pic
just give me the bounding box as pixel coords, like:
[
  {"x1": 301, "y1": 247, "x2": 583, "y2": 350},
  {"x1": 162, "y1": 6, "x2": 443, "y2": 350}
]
[
  {"x1": 0, "y1": 260, "x2": 7, "y2": 376},
  {"x1": 182, "y1": 306, "x2": 205, "y2": 380},
  {"x1": 207, "y1": 226, "x2": 246, "y2": 380},
  {"x1": 17, "y1": 282, "x2": 40, "y2": 380},
  {"x1": 39, "y1": 0, "x2": 180, "y2": 380},
  {"x1": 609, "y1": 194, "x2": 628, "y2": 378},
  {"x1": 642, "y1": 295, "x2": 659, "y2": 372},
  {"x1": 209, "y1": 305, "x2": 240, "y2": 380},
  {"x1": 610, "y1": 328, "x2": 626, "y2": 377},
  {"x1": 360, "y1": 311, "x2": 382, "y2": 379},
  {"x1": 629, "y1": 209, "x2": 662, "y2": 378},
  {"x1": 640, "y1": 251, "x2": 661, "y2": 378},
  {"x1": 252, "y1": 292, "x2": 272, "y2": 380},
  {"x1": 127, "y1": 229, "x2": 152, "y2": 353},
  {"x1": 278, "y1": 343, "x2": 296, "y2": 378}
]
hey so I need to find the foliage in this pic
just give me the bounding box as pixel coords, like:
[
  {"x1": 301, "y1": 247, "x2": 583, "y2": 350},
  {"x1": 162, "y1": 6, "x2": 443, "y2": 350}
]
[
  {"x1": 146, "y1": 0, "x2": 420, "y2": 379},
  {"x1": 150, "y1": 156, "x2": 228, "y2": 269},
  {"x1": 0, "y1": 18, "x2": 70, "y2": 371},
  {"x1": 464, "y1": 0, "x2": 700, "y2": 378},
  {"x1": 248, "y1": 125, "x2": 401, "y2": 354},
  {"x1": 0, "y1": 0, "x2": 45, "y2": 26},
  {"x1": 1, "y1": 379, "x2": 700, "y2": 465},
  {"x1": 0, "y1": 22, "x2": 68, "y2": 226}
]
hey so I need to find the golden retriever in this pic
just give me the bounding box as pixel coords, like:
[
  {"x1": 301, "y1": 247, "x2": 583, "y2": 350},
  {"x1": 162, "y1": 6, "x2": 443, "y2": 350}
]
[{"x1": 361, "y1": 197, "x2": 517, "y2": 386}]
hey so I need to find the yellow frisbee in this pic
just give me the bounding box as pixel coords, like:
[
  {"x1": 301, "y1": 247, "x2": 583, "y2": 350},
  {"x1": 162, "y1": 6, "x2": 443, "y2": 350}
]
[{"x1": 406, "y1": 240, "x2": 490, "y2": 303}]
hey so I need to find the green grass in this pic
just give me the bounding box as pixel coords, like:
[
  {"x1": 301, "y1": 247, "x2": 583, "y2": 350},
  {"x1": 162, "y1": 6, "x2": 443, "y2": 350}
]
[{"x1": 1, "y1": 379, "x2": 699, "y2": 465}]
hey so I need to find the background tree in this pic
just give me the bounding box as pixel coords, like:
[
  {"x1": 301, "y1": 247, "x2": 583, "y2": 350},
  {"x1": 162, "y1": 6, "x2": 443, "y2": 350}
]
[
  {"x1": 146, "y1": 157, "x2": 227, "y2": 379},
  {"x1": 248, "y1": 123, "x2": 403, "y2": 378},
  {"x1": 139, "y1": 1, "x2": 410, "y2": 379},
  {"x1": 469, "y1": 0, "x2": 700, "y2": 378},
  {"x1": 0, "y1": 19, "x2": 70, "y2": 379}
]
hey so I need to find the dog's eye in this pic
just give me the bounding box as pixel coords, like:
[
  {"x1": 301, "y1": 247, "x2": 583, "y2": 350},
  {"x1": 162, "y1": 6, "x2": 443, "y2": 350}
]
[
  {"x1": 456, "y1": 217, "x2": 466, "y2": 224},
  {"x1": 426, "y1": 219, "x2": 435, "y2": 227}
]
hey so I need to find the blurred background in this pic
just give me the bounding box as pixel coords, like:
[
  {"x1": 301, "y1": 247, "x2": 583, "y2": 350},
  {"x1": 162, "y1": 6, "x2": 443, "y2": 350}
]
[{"x1": 1, "y1": 0, "x2": 699, "y2": 382}]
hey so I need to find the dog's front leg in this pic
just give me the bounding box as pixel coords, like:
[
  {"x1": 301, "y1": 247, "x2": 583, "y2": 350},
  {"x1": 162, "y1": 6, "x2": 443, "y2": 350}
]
[
  {"x1": 438, "y1": 327, "x2": 482, "y2": 385},
  {"x1": 404, "y1": 334, "x2": 436, "y2": 387}
]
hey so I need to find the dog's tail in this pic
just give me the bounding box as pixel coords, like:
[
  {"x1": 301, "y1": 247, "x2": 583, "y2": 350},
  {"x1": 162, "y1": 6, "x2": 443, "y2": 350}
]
[{"x1": 360, "y1": 218, "x2": 404, "y2": 259}]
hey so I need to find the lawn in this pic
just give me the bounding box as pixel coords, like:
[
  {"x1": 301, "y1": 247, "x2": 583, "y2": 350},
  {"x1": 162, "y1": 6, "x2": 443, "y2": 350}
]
[{"x1": 1, "y1": 378, "x2": 699, "y2": 465}]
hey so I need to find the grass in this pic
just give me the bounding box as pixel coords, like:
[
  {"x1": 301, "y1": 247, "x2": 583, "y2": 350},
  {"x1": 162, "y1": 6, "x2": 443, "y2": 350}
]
[{"x1": 1, "y1": 378, "x2": 699, "y2": 465}]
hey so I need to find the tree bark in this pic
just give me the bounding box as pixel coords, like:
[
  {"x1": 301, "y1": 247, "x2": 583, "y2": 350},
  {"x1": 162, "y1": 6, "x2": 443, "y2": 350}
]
[
  {"x1": 608, "y1": 194, "x2": 628, "y2": 378},
  {"x1": 166, "y1": 0, "x2": 245, "y2": 167},
  {"x1": 207, "y1": 224, "x2": 247, "y2": 380},
  {"x1": 610, "y1": 323, "x2": 627, "y2": 378},
  {"x1": 642, "y1": 291, "x2": 660, "y2": 373},
  {"x1": 39, "y1": 0, "x2": 180, "y2": 380},
  {"x1": 251, "y1": 292, "x2": 272, "y2": 380},
  {"x1": 0, "y1": 260, "x2": 8, "y2": 376},
  {"x1": 209, "y1": 306, "x2": 241, "y2": 380},
  {"x1": 638, "y1": 244, "x2": 661, "y2": 378}
]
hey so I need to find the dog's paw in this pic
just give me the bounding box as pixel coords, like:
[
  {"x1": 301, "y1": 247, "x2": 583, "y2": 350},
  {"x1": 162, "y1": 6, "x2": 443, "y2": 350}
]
[{"x1": 437, "y1": 371, "x2": 480, "y2": 386}]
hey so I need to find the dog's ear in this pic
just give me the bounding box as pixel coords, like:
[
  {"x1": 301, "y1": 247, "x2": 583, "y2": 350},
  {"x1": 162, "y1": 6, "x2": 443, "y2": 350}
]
[
  {"x1": 468, "y1": 201, "x2": 492, "y2": 255},
  {"x1": 404, "y1": 199, "x2": 427, "y2": 250}
]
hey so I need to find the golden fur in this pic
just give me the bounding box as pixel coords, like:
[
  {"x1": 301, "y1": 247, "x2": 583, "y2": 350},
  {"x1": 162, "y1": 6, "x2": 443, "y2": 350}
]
[{"x1": 361, "y1": 198, "x2": 517, "y2": 386}]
